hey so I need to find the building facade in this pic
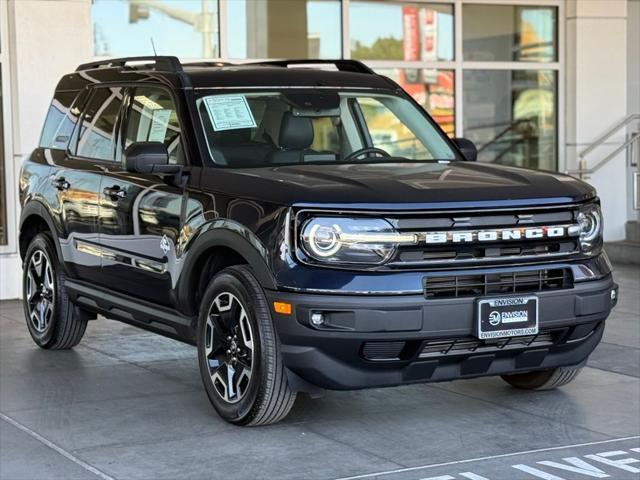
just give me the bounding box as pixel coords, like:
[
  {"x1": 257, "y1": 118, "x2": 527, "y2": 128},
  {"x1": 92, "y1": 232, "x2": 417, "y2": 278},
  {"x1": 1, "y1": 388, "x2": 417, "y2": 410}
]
[{"x1": 0, "y1": 0, "x2": 638, "y2": 299}]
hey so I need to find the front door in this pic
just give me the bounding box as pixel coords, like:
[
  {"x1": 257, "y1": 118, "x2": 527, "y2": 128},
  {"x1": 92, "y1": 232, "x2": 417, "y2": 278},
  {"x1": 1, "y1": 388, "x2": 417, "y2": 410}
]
[{"x1": 97, "y1": 85, "x2": 193, "y2": 307}]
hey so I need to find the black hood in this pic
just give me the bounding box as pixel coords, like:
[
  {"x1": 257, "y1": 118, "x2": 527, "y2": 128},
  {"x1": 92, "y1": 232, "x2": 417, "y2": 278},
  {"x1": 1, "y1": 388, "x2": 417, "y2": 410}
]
[{"x1": 203, "y1": 161, "x2": 596, "y2": 209}]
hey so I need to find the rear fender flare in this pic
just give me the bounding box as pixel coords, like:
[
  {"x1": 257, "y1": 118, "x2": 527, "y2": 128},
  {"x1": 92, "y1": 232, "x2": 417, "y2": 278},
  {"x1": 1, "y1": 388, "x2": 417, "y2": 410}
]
[{"x1": 19, "y1": 201, "x2": 62, "y2": 262}]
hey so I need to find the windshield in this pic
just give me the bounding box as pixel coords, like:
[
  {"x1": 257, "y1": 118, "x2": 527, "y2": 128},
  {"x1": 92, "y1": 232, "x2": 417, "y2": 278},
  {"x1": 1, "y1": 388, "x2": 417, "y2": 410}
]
[{"x1": 196, "y1": 90, "x2": 457, "y2": 167}]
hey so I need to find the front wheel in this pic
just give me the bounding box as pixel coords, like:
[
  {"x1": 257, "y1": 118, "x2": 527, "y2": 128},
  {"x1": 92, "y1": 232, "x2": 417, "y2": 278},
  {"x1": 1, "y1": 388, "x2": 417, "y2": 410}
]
[
  {"x1": 197, "y1": 265, "x2": 296, "y2": 426},
  {"x1": 501, "y1": 366, "x2": 582, "y2": 390}
]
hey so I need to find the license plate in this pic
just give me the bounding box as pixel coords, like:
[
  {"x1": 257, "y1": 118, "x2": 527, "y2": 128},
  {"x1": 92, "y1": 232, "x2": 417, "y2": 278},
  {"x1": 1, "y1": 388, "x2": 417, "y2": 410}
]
[{"x1": 476, "y1": 295, "x2": 538, "y2": 339}]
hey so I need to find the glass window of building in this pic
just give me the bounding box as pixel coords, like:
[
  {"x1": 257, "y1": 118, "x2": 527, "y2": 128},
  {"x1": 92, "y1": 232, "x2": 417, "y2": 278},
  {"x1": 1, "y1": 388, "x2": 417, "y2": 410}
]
[
  {"x1": 92, "y1": 0, "x2": 219, "y2": 58},
  {"x1": 462, "y1": 69, "x2": 557, "y2": 170},
  {"x1": 377, "y1": 69, "x2": 455, "y2": 137},
  {"x1": 463, "y1": 5, "x2": 557, "y2": 62},
  {"x1": 226, "y1": 0, "x2": 341, "y2": 59},
  {"x1": 350, "y1": 2, "x2": 453, "y2": 61}
]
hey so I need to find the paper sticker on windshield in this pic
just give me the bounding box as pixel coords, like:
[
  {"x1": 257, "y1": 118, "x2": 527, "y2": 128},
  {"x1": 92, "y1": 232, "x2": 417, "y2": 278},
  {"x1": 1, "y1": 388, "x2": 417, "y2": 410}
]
[{"x1": 204, "y1": 95, "x2": 257, "y2": 131}]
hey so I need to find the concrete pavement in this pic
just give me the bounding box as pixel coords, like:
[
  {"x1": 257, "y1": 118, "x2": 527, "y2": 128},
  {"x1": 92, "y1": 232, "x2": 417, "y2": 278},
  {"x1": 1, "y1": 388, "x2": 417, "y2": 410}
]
[{"x1": 1, "y1": 264, "x2": 638, "y2": 480}]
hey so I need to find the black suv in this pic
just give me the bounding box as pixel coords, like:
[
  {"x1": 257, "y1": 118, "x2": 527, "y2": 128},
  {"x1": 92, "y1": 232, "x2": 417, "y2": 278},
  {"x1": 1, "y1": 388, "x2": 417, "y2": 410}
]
[{"x1": 20, "y1": 57, "x2": 617, "y2": 426}]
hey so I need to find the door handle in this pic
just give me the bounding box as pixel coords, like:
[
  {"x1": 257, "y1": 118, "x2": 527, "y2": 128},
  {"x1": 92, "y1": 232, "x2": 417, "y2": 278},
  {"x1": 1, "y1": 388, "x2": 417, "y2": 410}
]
[
  {"x1": 52, "y1": 177, "x2": 70, "y2": 191},
  {"x1": 103, "y1": 185, "x2": 126, "y2": 200}
]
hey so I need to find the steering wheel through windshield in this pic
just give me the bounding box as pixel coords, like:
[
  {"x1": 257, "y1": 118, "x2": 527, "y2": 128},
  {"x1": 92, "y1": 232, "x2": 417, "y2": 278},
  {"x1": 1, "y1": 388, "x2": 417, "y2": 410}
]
[{"x1": 343, "y1": 147, "x2": 391, "y2": 162}]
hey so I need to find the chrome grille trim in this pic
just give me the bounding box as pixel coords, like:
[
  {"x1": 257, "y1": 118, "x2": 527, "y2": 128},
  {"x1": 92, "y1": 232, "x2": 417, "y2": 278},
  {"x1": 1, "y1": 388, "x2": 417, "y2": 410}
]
[{"x1": 388, "y1": 205, "x2": 582, "y2": 267}]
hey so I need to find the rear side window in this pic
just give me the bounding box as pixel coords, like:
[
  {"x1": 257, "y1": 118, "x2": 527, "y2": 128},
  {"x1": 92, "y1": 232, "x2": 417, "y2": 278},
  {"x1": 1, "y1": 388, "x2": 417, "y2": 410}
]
[
  {"x1": 39, "y1": 91, "x2": 81, "y2": 150},
  {"x1": 124, "y1": 87, "x2": 182, "y2": 164},
  {"x1": 75, "y1": 87, "x2": 124, "y2": 161}
]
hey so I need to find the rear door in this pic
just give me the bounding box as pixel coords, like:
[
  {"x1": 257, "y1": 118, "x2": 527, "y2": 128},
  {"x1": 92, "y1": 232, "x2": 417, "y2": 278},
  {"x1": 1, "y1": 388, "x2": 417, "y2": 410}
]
[
  {"x1": 96, "y1": 85, "x2": 194, "y2": 306},
  {"x1": 46, "y1": 86, "x2": 124, "y2": 284}
]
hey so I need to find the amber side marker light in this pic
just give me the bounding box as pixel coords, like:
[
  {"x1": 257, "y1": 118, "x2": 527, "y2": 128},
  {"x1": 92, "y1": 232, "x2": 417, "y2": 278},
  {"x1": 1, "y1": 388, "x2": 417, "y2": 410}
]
[{"x1": 273, "y1": 301, "x2": 292, "y2": 315}]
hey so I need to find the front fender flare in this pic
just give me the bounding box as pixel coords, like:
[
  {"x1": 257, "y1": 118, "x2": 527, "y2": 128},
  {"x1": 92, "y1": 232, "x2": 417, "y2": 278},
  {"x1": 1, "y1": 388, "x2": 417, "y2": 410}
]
[{"x1": 176, "y1": 220, "x2": 278, "y2": 313}]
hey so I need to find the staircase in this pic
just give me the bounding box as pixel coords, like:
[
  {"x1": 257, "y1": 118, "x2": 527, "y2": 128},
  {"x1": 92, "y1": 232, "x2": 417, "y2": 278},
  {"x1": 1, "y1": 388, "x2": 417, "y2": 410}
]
[{"x1": 606, "y1": 221, "x2": 640, "y2": 265}]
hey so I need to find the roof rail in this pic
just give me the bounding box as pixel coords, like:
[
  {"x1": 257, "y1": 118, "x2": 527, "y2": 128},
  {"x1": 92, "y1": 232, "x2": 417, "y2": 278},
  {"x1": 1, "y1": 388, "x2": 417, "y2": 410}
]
[
  {"x1": 245, "y1": 59, "x2": 375, "y2": 74},
  {"x1": 181, "y1": 61, "x2": 233, "y2": 68},
  {"x1": 76, "y1": 56, "x2": 183, "y2": 73}
]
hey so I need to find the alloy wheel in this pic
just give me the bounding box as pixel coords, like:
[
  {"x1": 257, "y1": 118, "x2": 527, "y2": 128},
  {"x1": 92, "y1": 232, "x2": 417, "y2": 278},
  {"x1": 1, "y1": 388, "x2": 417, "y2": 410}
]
[
  {"x1": 204, "y1": 292, "x2": 255, "y2": 404},
  {"x1": 25, "y1": 249, "x2": 55, "y2": 333}
]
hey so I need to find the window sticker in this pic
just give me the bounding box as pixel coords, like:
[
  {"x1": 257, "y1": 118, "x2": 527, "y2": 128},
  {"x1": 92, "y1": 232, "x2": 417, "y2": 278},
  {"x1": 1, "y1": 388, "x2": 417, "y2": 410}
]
[
  {"x1": 148, "y1": 109, "x2": 172, "y2": 142},
  {"x1": 203, "y1": 95, "x2": 257, "y2": 131}
]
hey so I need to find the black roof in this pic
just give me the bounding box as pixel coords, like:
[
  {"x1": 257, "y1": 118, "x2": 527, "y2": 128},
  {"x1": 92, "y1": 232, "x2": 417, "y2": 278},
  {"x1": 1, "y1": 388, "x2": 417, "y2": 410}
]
[{"x1": 65, "y1": 56, "x2": 397, "y2": 91}]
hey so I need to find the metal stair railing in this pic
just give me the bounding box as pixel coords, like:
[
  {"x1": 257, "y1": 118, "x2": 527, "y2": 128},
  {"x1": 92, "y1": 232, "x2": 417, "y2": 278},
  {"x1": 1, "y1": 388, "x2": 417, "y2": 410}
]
[{"x1": 566, "y1": 113, "x2": 640, "y2": 180}]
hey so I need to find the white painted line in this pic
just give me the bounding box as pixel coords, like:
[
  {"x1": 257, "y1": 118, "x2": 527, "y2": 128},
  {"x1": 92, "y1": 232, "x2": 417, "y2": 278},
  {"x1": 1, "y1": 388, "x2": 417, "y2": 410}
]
[
  {"x1": 333, "y1": 436, "x2": 640, "y2": 480},
  {"x1": 0, "y1": 412, "x2": 116, "y2": 480}
]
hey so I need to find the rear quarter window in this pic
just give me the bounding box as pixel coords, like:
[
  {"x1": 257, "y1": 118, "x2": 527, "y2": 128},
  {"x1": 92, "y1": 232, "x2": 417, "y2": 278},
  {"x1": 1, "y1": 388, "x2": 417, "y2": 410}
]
[{"x1": 39, "y1": 91, "x2": 82, "y2": 150}]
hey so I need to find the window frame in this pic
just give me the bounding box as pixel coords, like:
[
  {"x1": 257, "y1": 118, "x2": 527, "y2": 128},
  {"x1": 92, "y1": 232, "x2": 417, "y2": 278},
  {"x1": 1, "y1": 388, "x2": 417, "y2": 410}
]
[
  {"x1": 121, "y1": 84, "x2": 186, "y2": 167},
  {"x1": 69, "y1": 84, "x2": 127, "y2": 164},
  {"x1": 339, "y1": 0, "x2": 564, "y2": 171},
  {"x1": 68, "y1": 82, "x2": 189, "y2": 169},
  {"x1": 194, "y1": 87, "x2": 461, "y2": 168}
]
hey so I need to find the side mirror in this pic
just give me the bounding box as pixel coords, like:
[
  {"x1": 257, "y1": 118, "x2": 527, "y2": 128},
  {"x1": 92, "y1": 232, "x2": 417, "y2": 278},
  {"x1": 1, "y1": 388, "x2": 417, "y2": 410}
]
[
  {"x1": 124, "y1": 142, "x2": 181, "y2": 174},
  {"x1": 453, "y1": 138, "x2": 478, "y2": 162}
]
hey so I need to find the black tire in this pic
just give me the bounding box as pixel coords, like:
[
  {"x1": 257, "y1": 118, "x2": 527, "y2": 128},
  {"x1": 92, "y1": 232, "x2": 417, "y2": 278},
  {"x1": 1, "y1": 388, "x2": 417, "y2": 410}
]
[
  {"x1": 197, "y1": 265, "x2": 296, "y2": 426},
  {"x1": 22, "y1": 233, "x2": 88, "y2": 349},
  {"x1": 501, "y1": 366, "x2": 582, "y2": 390}
]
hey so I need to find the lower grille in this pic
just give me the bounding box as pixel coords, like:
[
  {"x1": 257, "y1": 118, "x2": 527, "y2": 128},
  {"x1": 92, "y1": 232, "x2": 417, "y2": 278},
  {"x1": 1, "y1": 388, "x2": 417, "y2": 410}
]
[
  {"x1": 360, "y1": 322, "x2": 601, "y2": 363},
  {"x1": 362, "y1": 341, "x2": 406, "y2": 361},
  {"x1": 423, "y1": 268, "x2": 572, "y2": 299},
  {"x1": 419, "y1": 331, "x2": 555, "y2": 359}
]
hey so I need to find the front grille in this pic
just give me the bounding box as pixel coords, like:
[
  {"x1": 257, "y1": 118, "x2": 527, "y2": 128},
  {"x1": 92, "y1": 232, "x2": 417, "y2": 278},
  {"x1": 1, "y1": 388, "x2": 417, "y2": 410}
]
[
  {"x1": 423, "y1": 268, "x2": 572, "y2": 298},
  {"x1": 386, "y1": 205, "x2": 581, "y2": 267},
  {"x1": 397, "y1": 239, "x2": 579, "y2": 264},
  {"x1": 419, "y1": 331, "x2": 555, "y2": 358}
]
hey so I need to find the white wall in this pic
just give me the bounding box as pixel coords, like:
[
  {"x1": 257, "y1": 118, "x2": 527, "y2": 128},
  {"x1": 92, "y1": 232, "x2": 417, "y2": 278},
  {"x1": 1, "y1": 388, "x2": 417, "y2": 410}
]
[
  {"x1": 565, "y1": 0, "x2": 629, "y2": 241},
  {"x1": 0, "y1": 0, "x2": 91, "y2": 299},
  {"x1": 629, "y1": 0, "x2": 640, "y2": 117}
]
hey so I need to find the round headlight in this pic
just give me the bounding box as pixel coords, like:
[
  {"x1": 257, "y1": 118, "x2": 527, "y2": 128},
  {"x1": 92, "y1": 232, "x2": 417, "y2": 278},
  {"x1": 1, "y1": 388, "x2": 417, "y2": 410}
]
[
  {"x1": 578, "y1": 210, "x2": 600, "y2": 242},
  {"x1": 576, "y1": 204, "x2": 603, "y2": 253},
  {"x1": 307, "y1": 223, "x2": 342, "y2": 257},
  {"x1": 299, "y1": 216, "x2": 416, "y2": 265}
]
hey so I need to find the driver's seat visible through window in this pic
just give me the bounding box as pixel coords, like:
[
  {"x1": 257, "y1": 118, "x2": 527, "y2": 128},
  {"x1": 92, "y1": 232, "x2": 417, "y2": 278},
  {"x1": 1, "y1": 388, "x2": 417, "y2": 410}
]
[{"x1": 266, "y1": 112, "x2": 317, "y2": 164}]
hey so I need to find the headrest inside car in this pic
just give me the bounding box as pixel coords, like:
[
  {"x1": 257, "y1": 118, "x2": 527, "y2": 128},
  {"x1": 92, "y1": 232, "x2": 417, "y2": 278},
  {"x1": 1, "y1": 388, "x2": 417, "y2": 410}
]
[{"x1": 279, "y1": 112, "x2": 314, "y2": 150}]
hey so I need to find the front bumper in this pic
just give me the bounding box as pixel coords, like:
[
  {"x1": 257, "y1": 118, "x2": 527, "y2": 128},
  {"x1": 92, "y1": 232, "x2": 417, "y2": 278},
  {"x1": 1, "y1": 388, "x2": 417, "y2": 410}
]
[{"x1": 267, "y1": 275, "x2": 617, "y2": 391}]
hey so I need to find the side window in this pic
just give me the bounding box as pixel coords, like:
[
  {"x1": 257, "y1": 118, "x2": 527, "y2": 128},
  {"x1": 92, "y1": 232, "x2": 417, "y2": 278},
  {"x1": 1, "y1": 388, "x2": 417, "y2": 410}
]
[
  {"x1": 39, "y1": 91, "x2": 81, "y2": 150},
  {"x1": 125, "y1": 87, "x2": 182, "y2": 164},
  {"x1": 357, "y1": 97, "x2": 431, "y2": 159},
  {"x1": 76, "y1": 87, "x2": 124, "y2": 161}
]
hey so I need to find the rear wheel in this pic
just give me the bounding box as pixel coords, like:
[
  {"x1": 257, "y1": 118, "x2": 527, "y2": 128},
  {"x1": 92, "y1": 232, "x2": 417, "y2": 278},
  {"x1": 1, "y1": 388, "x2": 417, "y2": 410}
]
[
  {"x1": 501, "y1": 366, "x2": 582, "y2": 390},
  {"x1": 22, "y1": 233, "x2": 87, "y2": 349},
  {"x1": 197, "y1": 265, "x2": 296, "y2": 426}
]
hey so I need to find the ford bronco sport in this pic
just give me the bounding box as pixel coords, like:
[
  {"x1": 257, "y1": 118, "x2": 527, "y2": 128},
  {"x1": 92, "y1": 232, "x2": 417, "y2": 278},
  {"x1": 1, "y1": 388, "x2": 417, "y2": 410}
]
[{"x1": 19, "y1": 57, "x2": 618, "y2": 426}]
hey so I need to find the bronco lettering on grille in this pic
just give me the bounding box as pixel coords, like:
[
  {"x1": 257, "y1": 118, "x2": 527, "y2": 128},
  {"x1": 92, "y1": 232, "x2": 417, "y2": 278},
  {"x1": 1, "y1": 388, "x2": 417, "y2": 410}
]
[{"x1": 423, "y1": 224, "x2": 581, "y2": 244}]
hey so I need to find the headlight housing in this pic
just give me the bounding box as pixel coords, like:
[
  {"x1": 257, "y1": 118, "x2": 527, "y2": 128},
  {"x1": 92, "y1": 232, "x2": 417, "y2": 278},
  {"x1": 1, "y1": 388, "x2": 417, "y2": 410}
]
[
  {"x1": 577, "y1": 203, "x2": 603, "y2": 254},
  {"x1": 299, "y1": 217, "x2": 416, "y2": 265}
]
